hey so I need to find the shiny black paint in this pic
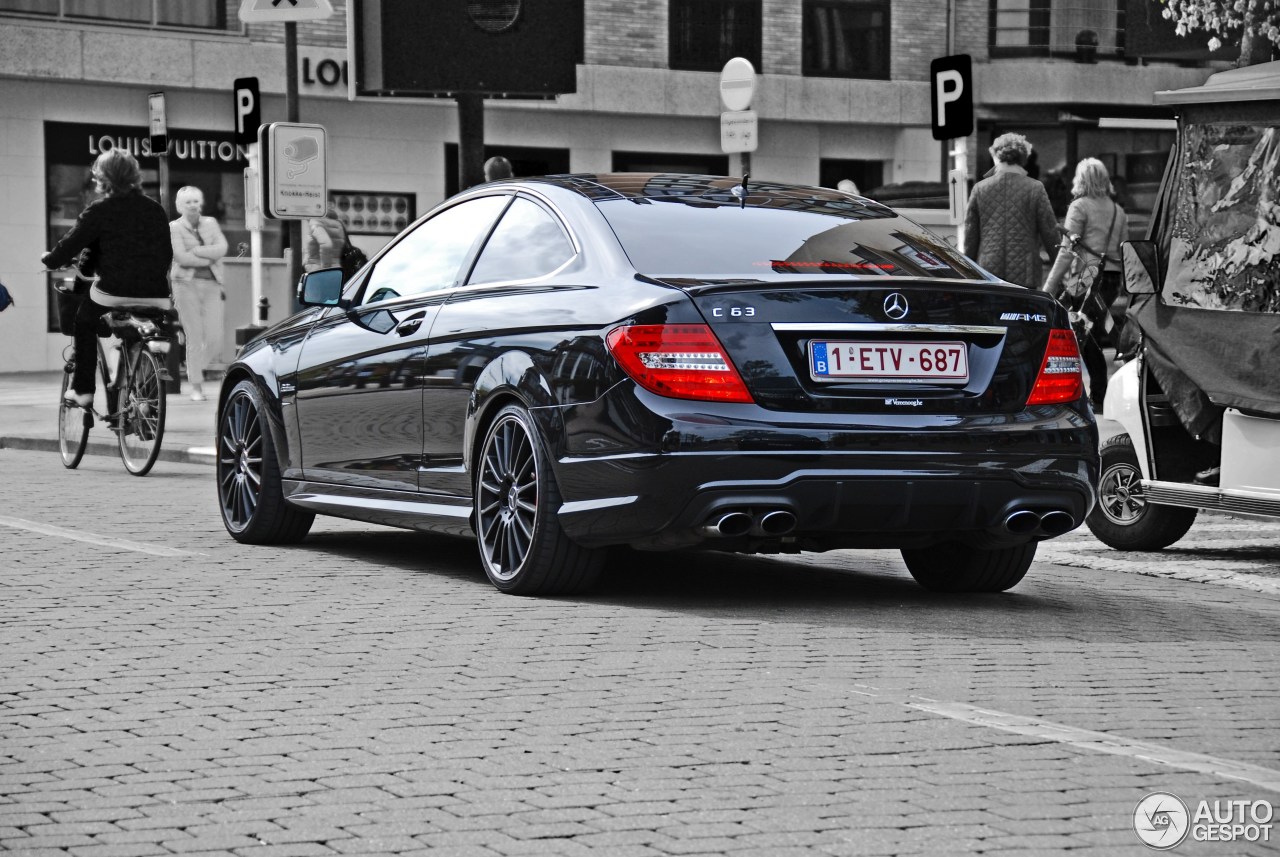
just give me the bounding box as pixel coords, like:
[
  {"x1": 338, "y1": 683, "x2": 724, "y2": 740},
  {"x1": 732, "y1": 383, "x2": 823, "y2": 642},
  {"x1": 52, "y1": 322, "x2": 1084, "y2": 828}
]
[{"x1": 218, "y1": 174, "x2": 1098, "y2": 557}]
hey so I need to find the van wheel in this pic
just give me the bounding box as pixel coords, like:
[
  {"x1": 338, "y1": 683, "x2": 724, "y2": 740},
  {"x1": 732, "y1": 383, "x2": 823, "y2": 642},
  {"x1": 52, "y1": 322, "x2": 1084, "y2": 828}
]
[
  {"x1": 1087, "y1": 434, "x2": 1196, "y2": 551},
  {"x1": 900, "y1": 541, "x2": 1036, "y2": 593}
]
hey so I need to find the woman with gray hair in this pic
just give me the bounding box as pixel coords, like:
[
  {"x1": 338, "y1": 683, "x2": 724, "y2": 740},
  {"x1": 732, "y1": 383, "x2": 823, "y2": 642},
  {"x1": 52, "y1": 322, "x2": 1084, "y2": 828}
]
[
  {"x1": 962, "y1": 132, "x2": 1059, "y2": 288},
  {"x1": 1044, "y1": 157, "x2": 1129, "y2": 412},
  {"x1": 170, "y1": 186, "x2": 228, "y2": 401}
]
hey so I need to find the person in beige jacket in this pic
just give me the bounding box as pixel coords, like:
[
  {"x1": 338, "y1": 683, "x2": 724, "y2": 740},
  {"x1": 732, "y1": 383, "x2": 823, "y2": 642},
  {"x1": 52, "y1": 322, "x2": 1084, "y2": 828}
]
[{"x1": 169, "y1": 186, "x2": 227, "y2": 401}]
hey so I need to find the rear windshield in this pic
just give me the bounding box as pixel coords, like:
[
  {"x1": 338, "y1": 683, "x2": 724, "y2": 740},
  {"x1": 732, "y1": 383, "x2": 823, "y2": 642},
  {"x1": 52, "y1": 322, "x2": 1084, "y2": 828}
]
[{"x1": 596, "y1": 195, "x2": 988, "y2": 281}]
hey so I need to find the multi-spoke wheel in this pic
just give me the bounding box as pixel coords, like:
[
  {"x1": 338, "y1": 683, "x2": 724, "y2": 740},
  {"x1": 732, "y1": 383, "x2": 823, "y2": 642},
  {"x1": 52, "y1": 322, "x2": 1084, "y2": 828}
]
[
  {"x1": 901, "y1": 540, "x2": 1036, "y2": 592},
  {"x1": 57, "y1": 364, "x2": 89, "y2": 469},
  {"x1": 116, "y1": 345, "x2": 166, "y2": 475},
  {"x1": 1086, "y1": 434, "x2": 1196, "y2": 550},
  {"x1": 474, "y1": 403, "x2": 603, "y2": 595},
  {"x1": 217, "y1": 379, "x2": 314, "y2": 543}
]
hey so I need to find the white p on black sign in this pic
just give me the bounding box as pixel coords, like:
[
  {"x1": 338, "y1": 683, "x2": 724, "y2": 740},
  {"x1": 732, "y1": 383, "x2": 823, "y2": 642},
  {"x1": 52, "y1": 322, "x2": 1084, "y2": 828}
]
[{"x1": 930, "y1": 54, "x2": 973, "y2": 141}]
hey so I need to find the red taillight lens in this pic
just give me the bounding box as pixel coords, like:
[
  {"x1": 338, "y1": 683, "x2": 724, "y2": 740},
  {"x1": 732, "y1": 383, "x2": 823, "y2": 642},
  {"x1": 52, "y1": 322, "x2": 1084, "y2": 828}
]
[
  {"x1": 1026, "y1": 328, "x2": 1084, "y2": 405},
  {"x1": 605, "y1": 324, "x2": 754, "y2": 403}
]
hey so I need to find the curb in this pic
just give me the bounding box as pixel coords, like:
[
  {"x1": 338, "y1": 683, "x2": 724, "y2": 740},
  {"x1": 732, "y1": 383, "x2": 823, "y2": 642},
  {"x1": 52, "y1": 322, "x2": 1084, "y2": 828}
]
[{"x1": 0, "y1": 436, "x2": 216, "y2": 466}]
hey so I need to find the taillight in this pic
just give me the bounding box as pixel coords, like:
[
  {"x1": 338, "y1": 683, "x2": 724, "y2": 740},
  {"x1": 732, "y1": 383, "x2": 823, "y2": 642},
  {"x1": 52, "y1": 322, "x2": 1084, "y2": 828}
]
[
  {"x1": 1026, "y1": 328, "x2": 1084, "y2": 405},
  {"x1": 605, "y1": 324, "x2": 754, "y2": 403}
]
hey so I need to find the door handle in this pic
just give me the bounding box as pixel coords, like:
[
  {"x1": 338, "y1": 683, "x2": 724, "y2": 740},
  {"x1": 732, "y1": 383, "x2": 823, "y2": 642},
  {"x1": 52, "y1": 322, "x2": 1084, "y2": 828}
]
[{"x1": 395, "y1": 311, "x2": 427, "y2": 337}]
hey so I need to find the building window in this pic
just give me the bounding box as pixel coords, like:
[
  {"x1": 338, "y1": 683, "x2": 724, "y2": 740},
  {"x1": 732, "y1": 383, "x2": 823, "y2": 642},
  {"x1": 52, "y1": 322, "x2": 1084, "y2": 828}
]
[
  {"x1": 802, "y1": 0, "x2": 890, "y2": 80},
  {"x1": 669, "y1": 0, "x2": 761, "y2": 73},
  {"x1": 989, "y1": 0, "x2": 1122, "y2": 61},
  {"x1": 0, "y1": 0, "x2": 227, "y2": 30}
]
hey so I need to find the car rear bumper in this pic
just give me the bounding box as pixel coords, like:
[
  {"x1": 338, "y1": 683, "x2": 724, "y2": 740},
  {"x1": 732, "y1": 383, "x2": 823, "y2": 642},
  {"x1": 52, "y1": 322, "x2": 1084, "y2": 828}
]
[{"x1": 555, "y1": 450, "x2": 1095, "y2": 550}]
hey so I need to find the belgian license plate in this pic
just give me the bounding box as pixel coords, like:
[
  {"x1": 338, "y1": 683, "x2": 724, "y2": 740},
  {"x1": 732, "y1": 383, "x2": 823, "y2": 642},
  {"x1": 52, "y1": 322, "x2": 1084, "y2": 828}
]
[{"x1": 810, "y1": 340, "x2": 969, "y2": 383}]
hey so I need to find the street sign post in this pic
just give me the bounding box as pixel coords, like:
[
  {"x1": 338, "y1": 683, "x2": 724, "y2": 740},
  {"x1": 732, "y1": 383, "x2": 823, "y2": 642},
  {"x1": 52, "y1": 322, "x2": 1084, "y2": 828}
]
[
  {"x1": 720, "y1": 110, "x2": 758, "y2": 154},
  {"x1": 931, "y1": 55, "x2": 973, "y2": 239},
  {"x1": 930, "y1": 55, "x2": 972, "y2": 141},
  {"x1": 233, "y1": 78, "x2": 261, "y2": 146},
  {"x1": 238, "y1": 0, "x2": 333, "y2": 23},
  {"x1": 719, "y1": 57, "x2": 757, "y2": 174}
]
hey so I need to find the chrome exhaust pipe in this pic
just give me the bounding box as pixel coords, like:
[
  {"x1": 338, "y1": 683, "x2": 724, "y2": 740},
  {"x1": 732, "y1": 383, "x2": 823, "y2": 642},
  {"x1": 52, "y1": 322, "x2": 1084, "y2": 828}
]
[
  {"x1": 1004, "y1": 510, "x2": 1041, "y2": 535},
  {"x1": 758, "y1": 509, "x2": 797, "y2": 536},
  {"x1": 1038, "y1": 510, "x2": 1075, "y2": 536},
  {"x1": 699, "y1": 511, "x2": 753, "y2": 538}
]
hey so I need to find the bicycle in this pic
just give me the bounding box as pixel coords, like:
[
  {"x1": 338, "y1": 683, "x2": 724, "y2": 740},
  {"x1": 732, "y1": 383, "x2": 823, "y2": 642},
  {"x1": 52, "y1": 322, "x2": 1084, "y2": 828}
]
[{"x1": 54, "y1": 271, "x2": 174, "y2": 476}]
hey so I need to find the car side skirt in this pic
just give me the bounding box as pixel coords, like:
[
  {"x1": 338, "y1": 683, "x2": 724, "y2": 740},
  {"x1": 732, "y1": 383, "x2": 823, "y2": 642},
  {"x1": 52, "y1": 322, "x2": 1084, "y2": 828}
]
[{"x1": 283, "y1": 480, "x2": 475, "y2": 539}]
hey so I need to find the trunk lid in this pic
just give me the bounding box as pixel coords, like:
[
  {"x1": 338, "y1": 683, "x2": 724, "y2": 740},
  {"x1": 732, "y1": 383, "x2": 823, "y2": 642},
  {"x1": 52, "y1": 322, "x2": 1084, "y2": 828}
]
[{"x1": 674, "y1": 278, "x2": 1068, "y2": 414}]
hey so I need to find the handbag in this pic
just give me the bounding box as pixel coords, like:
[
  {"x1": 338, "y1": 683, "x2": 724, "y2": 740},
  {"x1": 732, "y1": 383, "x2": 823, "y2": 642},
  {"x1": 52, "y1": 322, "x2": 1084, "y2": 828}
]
[{"x1": 1059, "y1": 203, "x2": 1119, "y2": 343}]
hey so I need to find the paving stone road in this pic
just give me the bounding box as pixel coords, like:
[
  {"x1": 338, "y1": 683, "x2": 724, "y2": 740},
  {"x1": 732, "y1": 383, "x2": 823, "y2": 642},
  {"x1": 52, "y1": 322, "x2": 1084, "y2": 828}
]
[{"x1": 2, "y1": 449, "x2": 1278, "y2": 856}]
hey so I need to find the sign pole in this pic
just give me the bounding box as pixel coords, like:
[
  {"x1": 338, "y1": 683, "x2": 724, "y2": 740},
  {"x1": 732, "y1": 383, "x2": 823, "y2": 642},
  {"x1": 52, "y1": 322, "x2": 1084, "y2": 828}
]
[{"x1": 247, "y1": 144, "x2": 264, "y2": 325}]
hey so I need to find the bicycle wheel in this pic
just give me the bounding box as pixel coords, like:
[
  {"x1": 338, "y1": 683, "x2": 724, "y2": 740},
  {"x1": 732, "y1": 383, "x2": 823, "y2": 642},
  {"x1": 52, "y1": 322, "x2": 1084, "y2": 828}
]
[
  {"x1": 117, "y1": 345, "x2": 166, "y2": 476},
  {"x1": 57, "y1": 364, "x2": 89, "y2": 469}
]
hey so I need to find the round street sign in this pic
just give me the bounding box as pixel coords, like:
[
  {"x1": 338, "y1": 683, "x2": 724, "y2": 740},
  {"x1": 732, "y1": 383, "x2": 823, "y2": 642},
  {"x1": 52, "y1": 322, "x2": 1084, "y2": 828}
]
[{"x1": 719, "y1": 57, "x2": 756, "y2": 112}]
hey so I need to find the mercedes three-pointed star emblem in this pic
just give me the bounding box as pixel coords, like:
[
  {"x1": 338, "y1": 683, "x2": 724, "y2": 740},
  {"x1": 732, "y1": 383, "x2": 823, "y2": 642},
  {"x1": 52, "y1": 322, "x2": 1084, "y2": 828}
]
[{"x1": 883, "y1": 292, "x2": 909, "y2": 320}]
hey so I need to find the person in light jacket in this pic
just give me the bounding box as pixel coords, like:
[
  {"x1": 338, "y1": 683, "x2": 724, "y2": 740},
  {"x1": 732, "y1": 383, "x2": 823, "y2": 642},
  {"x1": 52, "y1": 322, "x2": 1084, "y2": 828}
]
[
  {"x1": 169, "y1": 186, "x2": 227, "y2": 401},
  {"x1": 1043, "y1": 157, "x2": 1130, "y2": 412},
  {"x1": 303, "y1": 206, "x2": 347, "y2": 273},
  {"x1": 963, "y1": 133, "x2": 1059, "y2": 288}
]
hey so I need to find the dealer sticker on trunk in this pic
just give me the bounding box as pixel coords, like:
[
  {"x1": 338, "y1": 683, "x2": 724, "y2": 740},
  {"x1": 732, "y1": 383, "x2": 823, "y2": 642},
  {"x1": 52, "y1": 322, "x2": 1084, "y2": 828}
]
[{"x1": 810, "y1": 340, "x2": 969, "y2": 383}]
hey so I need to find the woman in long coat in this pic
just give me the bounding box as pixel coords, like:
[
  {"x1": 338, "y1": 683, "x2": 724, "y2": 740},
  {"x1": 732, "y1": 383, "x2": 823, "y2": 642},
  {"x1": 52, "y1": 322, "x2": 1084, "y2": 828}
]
[{"x1": 963, "y1": 133, "x2": 1059, "y2": 289}]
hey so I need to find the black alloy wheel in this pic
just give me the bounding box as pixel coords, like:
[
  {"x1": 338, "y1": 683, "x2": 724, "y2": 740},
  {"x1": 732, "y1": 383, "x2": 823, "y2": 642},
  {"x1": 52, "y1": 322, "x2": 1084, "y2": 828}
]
[
  {"x1": 474, "y1": 403, "x2": 603, "y2": 595},
  {"x1": 217, "y1": 379, "x2": 314, "y2": 544}
]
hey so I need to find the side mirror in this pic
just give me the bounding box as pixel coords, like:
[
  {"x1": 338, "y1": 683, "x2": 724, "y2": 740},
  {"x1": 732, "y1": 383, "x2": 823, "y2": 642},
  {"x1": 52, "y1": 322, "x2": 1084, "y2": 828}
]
[
  {"x1": 1121, "y1": 240, "x2": 1160, "y2": 296},
  {"x1": 298, "y1": 268, "x2": 346, "y2": 307}
]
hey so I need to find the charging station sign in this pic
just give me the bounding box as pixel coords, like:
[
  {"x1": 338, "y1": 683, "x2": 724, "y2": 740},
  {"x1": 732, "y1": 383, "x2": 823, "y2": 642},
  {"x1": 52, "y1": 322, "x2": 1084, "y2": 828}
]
[{"x1": 259, "y1": 122, "x2": 327, "y2": 219}]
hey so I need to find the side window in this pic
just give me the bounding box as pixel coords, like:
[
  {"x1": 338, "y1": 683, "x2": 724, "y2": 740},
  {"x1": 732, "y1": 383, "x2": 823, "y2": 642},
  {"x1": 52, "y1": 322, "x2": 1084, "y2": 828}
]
[
  {"x1": 468, "y1": 198, "x2": 576, "y2": 285},
  {"x1": 361, "y1": 196, "x2": 508, "y2": 305}
]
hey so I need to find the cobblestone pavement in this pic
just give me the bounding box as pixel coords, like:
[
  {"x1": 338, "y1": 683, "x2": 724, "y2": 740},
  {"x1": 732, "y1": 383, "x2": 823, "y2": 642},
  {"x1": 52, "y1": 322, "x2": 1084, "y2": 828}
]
[{"x1": 2, "y1": 449, "x2": 1278, "y2": 856}]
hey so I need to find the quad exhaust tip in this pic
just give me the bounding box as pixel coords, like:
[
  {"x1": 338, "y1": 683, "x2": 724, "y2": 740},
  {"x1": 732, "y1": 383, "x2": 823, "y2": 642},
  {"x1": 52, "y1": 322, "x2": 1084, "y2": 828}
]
[
  {"x1": 1002, "y1": 508, "x2": 1076, "y2": 537},
  {"x1": 700, "y1": 508, "x2": 797, "y2": 538}
]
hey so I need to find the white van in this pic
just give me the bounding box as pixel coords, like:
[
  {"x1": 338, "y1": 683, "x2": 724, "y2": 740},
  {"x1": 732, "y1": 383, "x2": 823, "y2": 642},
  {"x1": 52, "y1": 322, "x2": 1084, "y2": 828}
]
[{"x1": 1088, "y1": 60, "x2": 1280, "y2": 549}]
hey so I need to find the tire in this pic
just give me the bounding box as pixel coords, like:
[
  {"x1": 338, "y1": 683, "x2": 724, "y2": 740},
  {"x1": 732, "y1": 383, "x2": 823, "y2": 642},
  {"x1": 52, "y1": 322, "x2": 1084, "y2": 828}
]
[
  {"x1": 474, "y1": 404, "x2": 604, "y2": 595},
  {"x1": 217, "y1": 379, "x2": 314, "y2": 544},
  {"x1": 117, "y1": 345, "x2": 166, "y2": 476},
  {"x1": 901, "y1": 541, "x2": 1037, "y2": 593},
  {"x1": 57, "y1": 364, "x2": 89, "y2": 469},
  {"x1": 1086, "y1": 434, "x2": 1196, "y2": 551}
]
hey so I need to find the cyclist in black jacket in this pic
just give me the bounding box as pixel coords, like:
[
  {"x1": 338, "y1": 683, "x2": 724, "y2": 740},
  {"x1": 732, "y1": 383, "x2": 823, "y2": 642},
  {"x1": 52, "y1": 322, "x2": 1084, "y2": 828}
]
[{"x1": 42, "y1": 150, "x2": 173, "y2": 407}]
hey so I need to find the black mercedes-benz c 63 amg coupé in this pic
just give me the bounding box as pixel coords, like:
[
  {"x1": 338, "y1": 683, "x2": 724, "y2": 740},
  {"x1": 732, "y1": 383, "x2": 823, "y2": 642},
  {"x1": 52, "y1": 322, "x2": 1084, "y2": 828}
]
[{"x1": 216, "y1": 174, "x2": 1097, "y2": 595}]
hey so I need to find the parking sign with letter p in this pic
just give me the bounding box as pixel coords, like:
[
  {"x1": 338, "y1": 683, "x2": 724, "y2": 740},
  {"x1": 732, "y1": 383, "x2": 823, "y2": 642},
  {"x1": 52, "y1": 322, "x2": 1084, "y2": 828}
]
[
  {"x1": 930, "y1": 55, "x2": 972, "y2": 141},
  {"x1": 233, "y1": 77, "x2": 261, "y2": 147}
]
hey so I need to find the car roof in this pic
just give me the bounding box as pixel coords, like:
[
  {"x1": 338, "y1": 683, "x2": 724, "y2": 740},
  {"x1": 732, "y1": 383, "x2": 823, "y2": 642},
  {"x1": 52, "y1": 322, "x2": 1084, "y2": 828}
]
[{"x1": 508, "y1": 172, "x2": 896, "y2": 217}]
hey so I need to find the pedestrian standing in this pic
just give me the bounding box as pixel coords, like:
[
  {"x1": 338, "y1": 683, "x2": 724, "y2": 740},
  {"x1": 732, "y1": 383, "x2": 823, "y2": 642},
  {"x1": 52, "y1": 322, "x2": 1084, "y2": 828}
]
[
  {"x1": 303, "y1": 205, "x2": 347, "y2": 273},
  {"x1": 1043, "y1": 157, "x2": 1130, "y2": 412},
  {"x1": 169, "y1": 186, "x2": 228, "y2": 402},
  {"x1": 962, "y1": 133, "x2": 1059, "y2": 288},
  {"x1": 42, "y1": 150, "x2": 172, "y2": 408}
]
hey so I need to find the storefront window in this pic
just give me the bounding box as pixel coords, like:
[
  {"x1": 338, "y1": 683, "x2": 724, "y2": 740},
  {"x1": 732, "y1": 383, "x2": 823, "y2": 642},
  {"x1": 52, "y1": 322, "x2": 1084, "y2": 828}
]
[
  {"x1": 44, "y1": 121, "x2": 282, "y2": 332},
  {"x1": 1166, "y1": 123, "x2": 1280, "y2": 313}
]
